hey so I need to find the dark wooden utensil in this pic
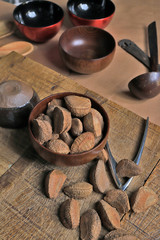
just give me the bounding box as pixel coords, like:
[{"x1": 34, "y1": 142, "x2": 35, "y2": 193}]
[
  {"x1": 128, "y1": 22, "x2": 160, "y2": 99},
  {"x1": 119, "y1": 39, "x2": 160, "y2": 71},
  {"x1": 118, "y1": 39, "x2": 151, "y2": 70}
]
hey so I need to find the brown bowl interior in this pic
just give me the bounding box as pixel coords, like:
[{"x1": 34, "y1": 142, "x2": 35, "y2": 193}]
[
  {"x1": 28, "y1": 92, "x2": 110, "y2": 166},
  {"x1": 59, "y1": 26, "x2": 115, "y2": 74},
  {"x1": 60, "y1": 26, "x2": 115, "y2": 59}
]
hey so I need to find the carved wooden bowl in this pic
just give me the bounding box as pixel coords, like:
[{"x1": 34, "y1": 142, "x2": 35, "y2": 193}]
[
  {"x1": 59, "y1": 26, "x2": 116, "y2": 74},
  {"x1": 28, "y1": 92, "x2": 110, "y2": 166}
]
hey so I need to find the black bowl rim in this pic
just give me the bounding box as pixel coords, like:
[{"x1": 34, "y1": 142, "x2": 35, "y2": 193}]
[
  {"x1": 67, "y1": 0, "x2": 115, "y2": 20},
  {"x1": 28, "y1": 92, "x2": 110, "y2": 159},
  {"x1": 59, "y1": 26, "x2": 116, "y2": 60},
  {"x1": 13, "y1": 0, "x2": 64, "y2": 28}
]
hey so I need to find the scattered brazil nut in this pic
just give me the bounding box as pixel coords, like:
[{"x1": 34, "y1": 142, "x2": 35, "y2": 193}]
[
  {"x1": 46, "y1": 98, "x2": 63, "y2": 118},
  {"x1": 116, "y1": 159, "x2": 142, "y2": 178},
  {"x1": 37, "y1": 113, "x2": 52, "y2": 124},
  {"x1": 97, "y1": 148, "x2": 108, "y2": 162},
  {"x1": 104, "y1": 189, "x2": 130, "y2": 214},
  {"x1": 64, "y1": 95, "x2": 91, "y2": 117},
  {"x1": 63, "y1": 182, "x2": 93, "y2": 199},
  {"x1": 80, "y1": 209, "x2": 101, "y2": 240},
  {"x1": 32, "y1": 118, "x2": 52, "y2": 144},
  {"x1": 46, "y1": 139, "x2": 70, "y2": 154},
  {"x1": 71, "y1": 118, "x2": 83, "y2": 137},
  {"x1": 51, "y1": 133, "x2": 59, "y2": 140},
  {"x1": 130, "y1": 186, "x2": 158, "y2": 213},
  {"x1": 83, "y1": 108, "x2": 104, "y2": 138},
  {"x1": 90, "y1": 159, "x2": 112, "y2": 194},
  {"x1": 91, "y1": 108, "x2": 104, "y2": 130},
  {"x1": 53, "y1": 106, "x2": 72, "y2": 134},
  {"x1": 59, "y1": 198, "x2": 80, "y2": 229},
  {"x1": 60, "y1": 131, "x2": 73, "y2": 147},
  {"x1": 45, "y1": 169, "x2": 67, "y2": 199},
  {"x1": 48, "y1": 98, "x2": 63, "y2": 107},
  {"x1": 70, "y1": 132, "x2": 95, "y2": 154},
  {"x1": 97, "y1": 200, "x2": 121, "y2": 230}
]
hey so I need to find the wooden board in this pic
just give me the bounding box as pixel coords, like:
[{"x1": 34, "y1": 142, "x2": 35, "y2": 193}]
[{"x1": 0, "y1": 52, "x2": 159, "y2": 240}]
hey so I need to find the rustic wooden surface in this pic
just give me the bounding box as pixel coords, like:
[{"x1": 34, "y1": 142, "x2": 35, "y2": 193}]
[{"x1": 0, "y1": 52, "x2": 159, "y2": 239}]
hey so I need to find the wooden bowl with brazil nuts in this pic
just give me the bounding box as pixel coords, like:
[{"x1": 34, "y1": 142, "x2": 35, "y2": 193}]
[{"x1": 28, "y1": 92, "x2": 109, "y2": 166}]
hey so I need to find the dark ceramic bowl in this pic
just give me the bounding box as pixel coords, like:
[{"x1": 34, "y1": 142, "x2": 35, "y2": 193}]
[
  {"x1": 28, "y1": 92, "x2": 110, "y2": 166},
  {"x1": 0, "y1": 80, "x2": 39, "y2": 128},
  {"x1": 13, "y1": 0, "x2": 64, "y2": 42},
  {"x1": 67, "y1": 0, "x2": 115, "y2": 28},
  {"x1": 59, "y1": 26, "x2": 116, "y2": 74}
]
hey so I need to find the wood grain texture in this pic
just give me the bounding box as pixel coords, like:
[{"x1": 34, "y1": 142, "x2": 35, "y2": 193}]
[{"x1": 0, "y1": 52, "x2": 160, "y2": 239}]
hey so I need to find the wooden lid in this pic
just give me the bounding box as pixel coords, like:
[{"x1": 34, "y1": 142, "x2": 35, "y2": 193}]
[{"x1": 0, "y1": 80, "x2": 33, "y2": 108}]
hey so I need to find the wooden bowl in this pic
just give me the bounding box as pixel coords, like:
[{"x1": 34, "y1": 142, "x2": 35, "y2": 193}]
[
  {"x1": 67, "y1": 0, "x2": 115, "y2": 28},
  {"x1": 28, "y1": 92, "x2": 110, "y2": 166},
  {"x1": 59, "y1": 26, "x2": 116, "y2": 74},
  {"x1": 0, "y1": 80, "x2": 39, "y2": 128},
  {"x1": 13, "y1": 0, "x2": 64, "y2": 42}
]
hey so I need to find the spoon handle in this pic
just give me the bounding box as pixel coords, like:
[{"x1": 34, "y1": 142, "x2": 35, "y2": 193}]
[
  {"x1": 148, "y1": 21, "x2": 159, "y2": 71},
  {"x1": 105, "y1": 141, "x2": 122, "y2": 189},
  {"x1": 105, "y1": 117, "x2": 149, "y2": 191},
  {"x1": 118, "y1": 39, "x2": 150, "y2": 69},
  {"x1": 134, "y1": 117, "x2": 149, "y2": 165}
]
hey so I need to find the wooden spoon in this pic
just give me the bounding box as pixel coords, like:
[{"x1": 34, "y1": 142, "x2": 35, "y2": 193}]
[
  {"x1": 128, "y1": 22, "x2": 160, "y2": 99},
  {"x1": 0, "y1": 20, "x2": 15, "y2": 39},
  {"x1": 0, "y1": 41, "x2": 34, "y2": 57}
]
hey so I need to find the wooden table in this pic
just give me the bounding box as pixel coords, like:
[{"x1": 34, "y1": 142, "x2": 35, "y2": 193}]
[
  {"x1": 0, "y1": 0, "x2": 160, "y2": 126},
  {"x1": 0, "y1": 1, "x2": 160, "y2": 239},
  {"x1": 0, "y1": 50, "x2": 159, "y2": 240}
]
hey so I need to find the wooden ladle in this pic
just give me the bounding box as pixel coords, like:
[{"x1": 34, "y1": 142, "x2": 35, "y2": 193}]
[
  {"x1": 128, "y1": 22, "x2": 160, "y2": 99},
  {"x1": 0, "y1": 41, "x2": 34, "y2": 58}
]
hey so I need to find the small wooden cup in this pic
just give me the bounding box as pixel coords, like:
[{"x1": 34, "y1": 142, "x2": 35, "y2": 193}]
[{"x1": 0, "y1": 80, "x2": 39, "y2": 128}]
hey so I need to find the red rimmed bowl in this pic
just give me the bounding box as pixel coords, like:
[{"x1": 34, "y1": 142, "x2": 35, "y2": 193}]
[
  {"x1": 67, "y1": 0, "x2": 115, "y2": 28},
  {"x1": 28, "y1": 92, "x2": 110, "y2": 167},
  {"x1": 13, "y1": 0, "x2": 64, "y2": 42},
  {"x1": 59, "y1": 26, "x2": 116, "y2": 74}
]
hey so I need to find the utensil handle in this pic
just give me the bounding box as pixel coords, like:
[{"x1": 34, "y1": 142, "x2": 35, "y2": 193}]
[
  {"x1": 134, "y1": 117, "x2": 149, "y2": 165},
  {"x1": 106, "y1": 141, "x2": 122, "y2": 189},
  {"x1": 106, "y1": 117, "x2": 149, "y2": 191},
  {"x1": 148, "y1": 21, "x2": 159, "y2": 71},
  {"x1": 118, "y1": 39, "x2": 151, "y2": 69}
]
